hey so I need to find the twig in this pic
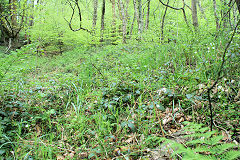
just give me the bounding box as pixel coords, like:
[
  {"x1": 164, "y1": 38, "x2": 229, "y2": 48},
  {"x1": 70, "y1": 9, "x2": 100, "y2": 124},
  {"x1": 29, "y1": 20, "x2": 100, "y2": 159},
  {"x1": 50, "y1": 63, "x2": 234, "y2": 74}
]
[
  {"x1": 91, "y1": 63, "x2": 106, "y2": 80},
  {"x1": 149, "y1": 92, "x2": 165, "y2": 137},
  {"x1": 207, "y1": 18, "x2": 240, "y2": 131},
  {"x1": 215, "y1": 0, "x2": 237, "y2": 39},
  {"x1": 213, "y1": 120, "x2": 231, "y2": 142}
]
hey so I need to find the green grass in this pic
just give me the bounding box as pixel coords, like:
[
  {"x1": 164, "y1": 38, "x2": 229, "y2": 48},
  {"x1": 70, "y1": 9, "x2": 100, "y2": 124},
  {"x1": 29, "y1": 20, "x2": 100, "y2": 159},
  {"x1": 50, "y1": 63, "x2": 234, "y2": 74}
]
[{"x1": 0, "y1": 40, "x2": 239, "y2": 159}]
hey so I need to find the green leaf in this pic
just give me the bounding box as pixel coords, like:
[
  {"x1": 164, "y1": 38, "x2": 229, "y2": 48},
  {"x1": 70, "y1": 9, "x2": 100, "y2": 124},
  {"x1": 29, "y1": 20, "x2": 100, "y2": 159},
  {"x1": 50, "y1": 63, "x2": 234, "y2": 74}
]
[
  {"x1": 0, "y1": 149, "x2": 5, "y2": 155},
  {"x1": 88, "y1": 153, "x2": 96, "y2": 159}
]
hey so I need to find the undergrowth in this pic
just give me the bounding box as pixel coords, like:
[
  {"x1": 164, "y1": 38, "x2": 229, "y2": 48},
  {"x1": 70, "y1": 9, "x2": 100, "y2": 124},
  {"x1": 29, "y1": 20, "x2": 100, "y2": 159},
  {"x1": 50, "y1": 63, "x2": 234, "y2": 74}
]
[
  {"x1": 148, "y1": 122, "x2": 240, "y2": 160},
  {"x1": 0, "y1": 36, "x2": 239, "y2": 159}
]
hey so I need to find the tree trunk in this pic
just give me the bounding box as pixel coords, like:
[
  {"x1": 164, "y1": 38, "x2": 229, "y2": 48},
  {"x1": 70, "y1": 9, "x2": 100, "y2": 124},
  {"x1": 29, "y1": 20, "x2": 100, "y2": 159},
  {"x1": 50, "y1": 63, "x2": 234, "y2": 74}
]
[
  {"x1": 110, "y1": 0, "x2": 116, "y2": 36},
  {"x1": 5, "y1": 0, "x2": 20, "y2": 49},
  {"x1": 93, "y1": 0, "x2": 98, "y2": 29},
  {"x1": 29, "y1": 0, "x2": 34, "y2": 27},
  {"x1": 100, "y1": 0, "x2": 105, "y2": 42},
  {"x1": 24, "y1": 0, "x2": 32, "y2": 44},
  {"x1": 124, "y1": 0, "x2": 130, "y2": 34},
  {"x1": 145, "y1": 0, "x2": 150, "y2": 30},
  {"x1": 132, "y1": 0, "x2": 139, "y2": 35},
  {"x1": 0, "y1": 3, "x2": 4, "y2": 44},
  {"x1": 161, "y1": 0, "x2": 169, "y2": 41},
  {"x1": 191, "y1": 0, "x2": 198, "y2": 31},
  {"x1": 0, "y1": 26, "x2": 9, "y2": 45},
  {"x1": 213, "y1": 0, "x2": 219, "y2": 30},
  {"x1": 118, "y1": 0, "x2": 127, "y2": 43},
  {"x1": 9, "y1": 0, "x2": 17, "y2": 27},
  {"x1": 138, "y1": 0, "x2": 143, "y2": 39}
]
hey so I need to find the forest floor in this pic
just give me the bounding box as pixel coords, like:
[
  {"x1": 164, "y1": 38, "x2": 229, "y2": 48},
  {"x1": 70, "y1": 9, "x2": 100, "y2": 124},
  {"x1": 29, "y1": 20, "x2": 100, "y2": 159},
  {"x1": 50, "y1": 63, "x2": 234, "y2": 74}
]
[{"x1": 0, "y1": 43, "x2": 239, "y2": 159}]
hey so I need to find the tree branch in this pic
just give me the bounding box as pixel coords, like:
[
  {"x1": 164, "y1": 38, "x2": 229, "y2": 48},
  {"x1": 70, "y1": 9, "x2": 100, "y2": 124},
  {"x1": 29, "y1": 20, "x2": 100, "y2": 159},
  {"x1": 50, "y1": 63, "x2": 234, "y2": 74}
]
[
  {"x1": 159, "y1": 0, "x2": 189, "y2": 27},
  {"x1": 64, "y1": 0, "x2": 91, "y2": 33},
  {"x1": 207, "y1": 18, "x2": 240, "y2": 131}
]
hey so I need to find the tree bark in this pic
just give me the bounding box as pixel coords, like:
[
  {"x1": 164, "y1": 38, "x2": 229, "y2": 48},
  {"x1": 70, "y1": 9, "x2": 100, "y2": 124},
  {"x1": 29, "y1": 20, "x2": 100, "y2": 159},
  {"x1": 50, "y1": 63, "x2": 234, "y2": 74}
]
[
  {"x1": 93, "y1": 0, "x2": 98, "y2": 29},
  {"x1": 110, "y1": 0, "x2": 116, "y2": 35},
  {"x1": 161, "y1": 0, "x2": 169, "y2": 41},
  {"x1": 191, "y1": 0, "x2": 198, "y2": 31},
  {"x1": 145, "y1": 0, "x2": 150, "y2": 30},
  {"x1": 6, "y1": 0, "x2": 20, "y2": 48},
  {"x1": 132, "y1": 0, "x2": 139, "y2": 35},
  {"x1": 118, "y1": 0, "x2": 127, "y2": 43},
  {"x1": 138, "y1": 0, "x2": 143, "y2": 39},
  {"x1": 100, "y1": 0, "x2": 105, "y2": 42}
]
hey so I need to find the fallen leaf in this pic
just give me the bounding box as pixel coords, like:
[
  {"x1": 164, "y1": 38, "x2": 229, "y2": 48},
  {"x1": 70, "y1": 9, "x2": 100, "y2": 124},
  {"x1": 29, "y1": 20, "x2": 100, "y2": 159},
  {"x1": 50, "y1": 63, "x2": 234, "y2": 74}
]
[
  {"x1": 78, "y1": 152, "x2": 88, "y2": 158},
  {"x1": 221, "y1": 131, "x2": 230, "y2": 141},
  {"x1": 56, "y1": 155, "x2": 64, "y2": 160}
]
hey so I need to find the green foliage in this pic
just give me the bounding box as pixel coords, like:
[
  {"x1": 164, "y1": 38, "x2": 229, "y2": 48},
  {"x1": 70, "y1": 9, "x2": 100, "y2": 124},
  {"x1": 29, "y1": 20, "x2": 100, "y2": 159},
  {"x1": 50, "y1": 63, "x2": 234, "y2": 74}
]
[
  {"x1": 0, "y1": 22, "x2": 239, "y2": 158},
  {"x1": 0, "y1": 90, "x2": 32, "y2": 156},
  {"x1": 152, "y1": 122, "x2": 240, "y2": 160}
]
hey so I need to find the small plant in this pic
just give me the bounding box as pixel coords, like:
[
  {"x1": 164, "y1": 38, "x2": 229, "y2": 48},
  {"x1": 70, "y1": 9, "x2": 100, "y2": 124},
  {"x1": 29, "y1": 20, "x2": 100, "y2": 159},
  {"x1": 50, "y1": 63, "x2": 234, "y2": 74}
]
[{"x1": 148, "y1": 122, "x2": 240, "y2": 160}]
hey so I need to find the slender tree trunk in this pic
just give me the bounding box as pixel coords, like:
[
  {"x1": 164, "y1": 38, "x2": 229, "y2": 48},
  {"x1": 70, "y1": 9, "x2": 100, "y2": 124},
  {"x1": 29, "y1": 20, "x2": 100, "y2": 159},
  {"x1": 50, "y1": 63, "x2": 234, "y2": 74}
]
[
  {"x1": 191, "y1": 0, "x2": 198, "y2": 31},
  {"x1": 117, "y1": 0, "x2": 122, "y2": 34},
  {"x1": 9, "y1": 0, "x2": 19, "y2": 48},
  {"x1": 118, "y1": 0, "x2": 127, "y2": 43},
  {"x1": 110, "y1": 0, "x2": 116, "y2": 36},
  {"x1": 213, "y1": 0, "x2": 220, "y2": 30},
  {"x1": 93, "y1": 0, "x2": 98, "y2": 29},
  {"x1": 25, "y1": 0, "x2": 33, "y2": 44},
  {"x1": 228, "y1": 0, "x2": 233, "y2": 29},
  {"x1": 0, "y1": 3, "x2": 4, "y2": 44},
  {"x1": 124, "y1": 0, "x2": 130, "y2": 34},
  {"x1": 161, "y1": 0, "x2": 169, "y2": 41},
  {"x1": 132, "y1": 0, "x2": 139, "y2": 35},
  {"x1": 29, "y1": 0, "x2": 34, "y2": 27},
  {"x1": 138, "y1": 0, "x2": 143, "y2": 39},
  {"x1": 100, "y1": 0, "x2": 105, "y2": 42},
  {"x1": 145, "y1": 0, "x2": 150, "y2": 29}
]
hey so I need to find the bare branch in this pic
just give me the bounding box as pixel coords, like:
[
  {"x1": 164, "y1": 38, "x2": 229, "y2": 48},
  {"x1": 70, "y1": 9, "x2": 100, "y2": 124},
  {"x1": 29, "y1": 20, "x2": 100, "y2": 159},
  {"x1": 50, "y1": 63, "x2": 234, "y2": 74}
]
[
  {"x1": 207, "y1": 18, "x2": 240, "y2": 131},
  {"x1": 64, "y1": 0, "x2": 91, "y2": 33},
  {"x1": 159, "y1": 0, "x2": 190, "y2": 27},
  {"x1": 159, "y1": 0, "x2": 182, "y2": 10}
]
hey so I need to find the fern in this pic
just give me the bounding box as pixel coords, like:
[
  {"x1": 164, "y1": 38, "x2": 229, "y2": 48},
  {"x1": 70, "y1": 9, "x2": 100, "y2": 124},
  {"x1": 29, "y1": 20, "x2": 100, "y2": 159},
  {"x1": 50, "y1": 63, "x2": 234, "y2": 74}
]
[
  {"x1": 150, "y1": 122, "x2": 240, "y2": 160},
  {"x1": 222, "y1": 150, "x2": 240, "y2": 160}
]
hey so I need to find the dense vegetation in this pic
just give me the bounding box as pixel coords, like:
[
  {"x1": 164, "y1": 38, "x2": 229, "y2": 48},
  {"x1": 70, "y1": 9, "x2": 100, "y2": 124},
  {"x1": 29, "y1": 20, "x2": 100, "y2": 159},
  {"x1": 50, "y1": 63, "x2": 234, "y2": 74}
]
[{"x1": 0, "y1": 0, "x2": 240, "y2": 159}]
